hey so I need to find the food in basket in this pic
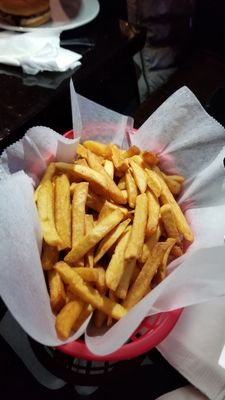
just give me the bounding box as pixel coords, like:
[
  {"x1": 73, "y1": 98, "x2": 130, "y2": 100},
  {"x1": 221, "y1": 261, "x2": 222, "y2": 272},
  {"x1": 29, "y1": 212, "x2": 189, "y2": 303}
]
[
  {"x1": 35, "y1": 140, "x2": 194, "y2": 340},
  {"x1": 0, "y1": 0, "x2": 51, "y2": 27}
]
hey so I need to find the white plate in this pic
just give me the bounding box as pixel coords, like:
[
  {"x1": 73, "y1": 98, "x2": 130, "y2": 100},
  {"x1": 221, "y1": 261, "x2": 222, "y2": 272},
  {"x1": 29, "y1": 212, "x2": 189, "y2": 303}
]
[{"x1": 0, "y1": 0, "x2": 100, "y2": 32}]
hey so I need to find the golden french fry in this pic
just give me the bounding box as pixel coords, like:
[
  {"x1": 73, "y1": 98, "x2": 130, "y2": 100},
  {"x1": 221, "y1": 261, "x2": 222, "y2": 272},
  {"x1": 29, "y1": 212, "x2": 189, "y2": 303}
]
[
  {"x1": 83, "y1": 140, "x2": 111, "y2": 158},
  {"x1": 41, "y1": 241, "x2": 59, "y2": 270},
  {"x1": 55, "y1": 174, "x2": 71, "y2": 250},
  {"x1": 115, "y1": 259, "x2": 136, "y2": 300},
  {"x1": 142, "y1": 151, "x2": 158, "y2": 166},
  {"x1": 74, "y1": 159, "x2": 88, "y2": 167},
  {"x1": 34, "y1": 162, "x2": 56, "y2": 202},
  {"x1": 170, "y1": 243, "x2": 183, "y2": 257},
  {"x1": 154, "y1": 238, "x2": 176, "y2": 283},
  {"x1": 160, "y1": 204, "x2": 180, "y2": 242},
  {"x1": 121, "y1": 189, "x2": 128, "y2": 202},
  {"x1": 37, "y1": 180, "x2": 62, "y2": 247},
  {"x1": 72, "y1": 182, "x2": 89, "y2": 267},
  {"x1": 85, "y1": 214, "x2": 94, "y2": 268},
  {"x1": 118, "y1": 175, "x2": 126, "y2": 190},
  {"x1": 125, "y1": 170, "x2": 138, "y2": 208},
  {"x1": 125, "y1": 193, "x2": 148, "y2": 261},
  {"x1": 55, "y1": 300, "x2": 84, "y2": 340},
  {"x1": 156, "y1": 171, "x2": 194, "y2": 242},
  {"x1": 145, "y1": 169, "x2": 161, "y2": 198},
  {"x1": 140, "y1": 225, "x2": 161, "y2": 263},
  {"x1": 146, "y1": 190, "x2": 160, "y2": 237},
  {"x1": 48, "y1": 270, "x2": 66, "y2": 313},
  {"x1": 129, "y1": 155, "x2": 144, "y2": 167},
  {"x1": 55, "y1": 262, "x2": 127, "y2": 320},
  {"x1": 76, "y1": 143, "x2": 88, "y2": 159},
  {"x1": 73, "y1": 303, "x2": 93, "y2": 331},
  {"x1": 106, "y1": 226, "x2": 131, "y2": 291},
  {"x1": 169, "y1": 174, "x2": 185, "y2": 184},
  {"x1": 110, "y1": 144, "x2": 129, "y2": 172},
  {"x1": 160, "y1": 171, "x2": 182, "y2": 196},
  {"x1": 94, "y1": 218, "x2": 131, "y2": 264},
  {"x1": 64, "y1": 209, "x2": 124, "y2": 264},
  {"x1": 73, "y1": 267, "x2": 106, "y2": 294},
  {"x1": 86, "y1": 191, "x2": 105, "y2": 212},
  {"x1": 130, "y1": 160, "x2": 147, "y2": 193},
  {"x1": 104, "y1": 159, "x2": 114, "y2": 179},
  {"x1": 123, "y1": 240, "x2": 172, "y2": 310},
  {"x1": 107, "y1": 290, "x2": 118, "y2": 326},
  {"x1": 87, "y1": 149, "x2": 126, "y2": 205},
  {"x1": 123, "y1": 146, "x2": 140, "y2": 158}
]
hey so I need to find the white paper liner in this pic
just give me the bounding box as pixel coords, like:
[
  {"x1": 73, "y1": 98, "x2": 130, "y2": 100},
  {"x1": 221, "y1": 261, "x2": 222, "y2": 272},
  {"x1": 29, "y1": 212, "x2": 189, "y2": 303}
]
[{"x1": 0, "y1": 84, "x2": 225, "y2": 354}]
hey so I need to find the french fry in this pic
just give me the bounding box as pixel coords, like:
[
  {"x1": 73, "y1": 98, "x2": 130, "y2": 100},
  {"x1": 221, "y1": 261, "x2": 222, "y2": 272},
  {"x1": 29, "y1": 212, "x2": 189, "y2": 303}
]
[
  {"x1": 74, "y1": 159, "x2": 88, "y2": 167},
  {"x1": 104, "y1": 159, "x2": 114, "y2": 179},
  {"x1": 125, "y1": 193, "x2": 148, "y2": 261},
  {"x1": 159, "y1": 170, "x2": 182, "y2": 196},
  {"x1": 170, "y1": 243, "x2": 183, "y2": 257},
  {"x1": 145, "y1": 169, "x2": 161, "y2": 198},
  {"x1": 115, "y1": 259, "x2": 136, "y2": 300},
  {"x1": 121, "y1": 189, "x2": 128, "y2": 202},
  {"x1": 146, "y1": 190, "x2": 160, "y2": 237},
  {"x1": 37, "y1": 180, "x2": 62, "y2": 247},
  {"x1": 106, "y1": 226, "x2": 131, "y2": 291},
  {"x1": 94, "y1": 218, "x2": 131, "y2": 264},
  {"x1": 72, "y1": 183, "x2": 89, "y2": 267},
  {"x1": 48, "y1": 270, "x2": 66, "y2": 313},
  {"x1": 34, "y1": 162, "x2": 55, "y2": 202},
  {"x1": 129, "y1": 155, "x2": 144, "y2": 167},
  {"x1": 85, "y1": 214, "x2": 94, "y2": 268},
  {"x1": 125, "y1": 170, "x2": 138, "y2": 208},
  {"x1": 118, "y1": 175, "x2": 126, "y2": 190},
  {"x1": 55, "y1": 174, "x2": 71, "y2": 250},
  {"x1": 140, "y1": 225, "x2": 161, "y2": 264},
  {"x1": 123, "y1": 240, "x2": 172, "y2": 310},
  {"x1": 76, "y1": 143, "x2": 88, "y2": 159},
  {"x1": 130, "y1": 160, "x2": 147, "y2": 193},
  {"x1": 160, "y1": 204, "x2": 180, "y2": 243},
  {"x1": 154, "y1": 238, "x2": 176, "y2": 283},
  {"x1": 83, "y1": 140, "x2": 111, "y2": 158},
  {"x1": 86, "y1": 191, "x2": 105, "y2": 212},
  {"x1": 55, "y1": 262, "x2": 127, "y2": 320},
  {"x1": 110, "y1": 144, "x2": 129, "y2": 173},
  {"x1": 142, "y1": 151, "x2": 158, "y2": 166},
  {"x1": 64, "y1": 209, "x2": 124, "y2": 264},
  {"x1": 55, "y1": 300, "x2": 84, "y2": 340},
  {"x1": 73, "y1": 303, "x2": 93, "y2": 331},
  {"x1": 107, "y1": 290, "x2": 118, "y2": 326},
  {"x1": 123, "y1": 145, "x2": 140, "y2": 158},
  {"x1": 41, "y1": 241, "x2": 59, "y2": 270},
  {"x1": 73, "y1": 267, "x2": 106, "y2": 294}
]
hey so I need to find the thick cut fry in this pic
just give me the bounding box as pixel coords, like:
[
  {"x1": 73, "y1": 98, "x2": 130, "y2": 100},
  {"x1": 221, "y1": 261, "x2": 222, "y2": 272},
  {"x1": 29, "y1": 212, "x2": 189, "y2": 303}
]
[
  {"x1": 110, "y1": 144, "x2": 129, "y2": 172},
  {"x1": 64, "y1": 209, "x2": 124, "y2": 264},
  {"x1": 34, "y1": 162, "x2": 55, "y2": 202},
  {"x1": 129, "y1": 155, "x2": 144, "y2": 167},
  {"x1": 123, "y1": 241, "x2": 172, "y2": 310},
  {"x1": 146, "y1": 190, "x2": 160, "y2": 237},
  {"x1": 85, "y1": 214, "x2": 94, "y2": 268},
  {"x1": 145, "y1": 169, "x2": 161, "y2": 198},
  {"x1": 55, "y1": 174, "x2": 71, "y2": 250},
  {"x1": 142, "y1": 151, "x2": 158, "y2": 166},
  {"x1": 106, "y1": 226, "x2": 131, "y2": 291},
  {"x1": 168, "y1": 174, "x2": 185, "y2": 184},
  {"x1": 118, "y1": 175, "x2": 126, "y2": 190},
  {"x1": 76, "y1": 143, "x2": 88, "y2": 159},
  {"x1": 125, "y1": 193, "x2": 148, "y2": 261},
  {"x1": 97, "y1": 201, "x2": 128, "y2": 223},
  {"x1": 107, "y1": 290, "x2": 118, "y2": 326},
  {"x1": 130, "y1": 160, "x2": 147, "y2": 193},
  {"x1": 115, "y1": 259, "x2": 136, "y2": 300},
  {"x1": 74, "y1": 159, "x2": 88, "y2": 167},
  {"x1": 37, "y1": 180, "x2": 62, "y2": 247},
  {"x1": 83, "y1": 140, "x2": 111, "y2": 158},
  {"x1": 94, "y1": 218, "x2": 130, "y2": 264},
  {"x1": 73, "y1": 267, "x2": 106, "y2": 294},
  {"x1": 41, "y1": 241, "x2": 59, "y2": 270},
  {"x1": 125, "y1": 170, "x2": 138, "y2": 208},
  {"x1": 87, "y1": 149, "x2": 126, "y2": 205},
  {"x1": 121, "y1": 189, "x2": 128, "y2": 202},
  {"x1": 140, "y1": 225, "x2": 161, "y2": 263},
  {"x1": 48, "y1": 270, "x2": 66, "y2": 313},
  {"x1": 160, "y1": 204, "x2": 180, "y2": 242},
  {"x1": 86, "y1": 191, "x2": 105, "y2": 212},
  {"x1": 156, "y1": 171, "x2": 194, "y2": 242},
  {"x1": 170, "y1": 244, "x2": 183, "y2": 257},
  {"x1": 154, "y1": 238, "x2": 176, "y2": 283},
  {"x1": 104, "y1": 159, "x2": 114, "y2": 179},
  {"x1": 55, "y1": 262, "x2": 127, "y2": 320},
  {"x1": 73, "y1": 303, "x2": 93, "y2": 331},
  {"x1": 123, "y1": 145, "x2": 140, "y2": 158},
  {"x1": 55, "y1": 300, "x2": 84, "y2": 339},
  {"x1": 72, "y1": 182, "x2": 89, "y2": 247},
  {"x1": 159, "y1": 170, "x2": 183, "y2": 196}
]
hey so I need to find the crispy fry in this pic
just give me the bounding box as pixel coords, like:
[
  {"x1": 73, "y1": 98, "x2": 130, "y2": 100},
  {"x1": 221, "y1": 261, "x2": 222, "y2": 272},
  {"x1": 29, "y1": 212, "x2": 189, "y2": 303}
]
[
  {"x1": 104, "y1": 159, "x2": 114, "y2": 179},
  {"x1": 76, "y1": 143, "x2": 88, "y2": 159},
  {"x1": 129, "y1": 155, "x2": 144, "y2": 167},
  {"x1": 123, "y1": 145, "x2": 140, "y2": 158},
  {"x1": 34, "y1": 162, "x2": 55, "y2": 202},
  {"x1": 41, "y1": 241, "x2": 59, "y2": 270},
  {"x1": 55, "y1": 174, "x2": 71, "y2": 250},
  {"x1": 140, "y1": 225, "x2": 161, "y2": 264},
  {"x1": 118, "y1": 175, "x2": 126, "y2": 190},
  {"x1": 37, "y1": 180, "x2": 62, "y2": 247},
  {"x1": 142, "y1": 151, "x2": 158, "y2": 166},
  {"x1": 74, "y1": 158, "x2": 88, "y2": 167},
  {"x1": 55, "y1": 262, "x2": 127, "y2": 320},
  {"x1": 145, "y1": 169, "x2": 161, "y2": 198},
  {"x1": 64, "y1": 209, "x2": 124, "y2": 264},
  {"x1": 121, "y1": 189, "x2": 128, "y2": 202},
  {"x1": 94, "y1": 218, "x2": 130, "y2": 263},
  {"x1": 160, "y1": 204, "x2": 180, "y2": 243},
  {"x1": 125, "y1": 170, "x2": 138, "y2": 208},
  {"x1": 115, "y1": 259, "x2": 136, "y2": 300},
  {"x1": 73, "y1": 303, "x2": 93, "y2": 331},
  {"x1": 154, "y1": 238, "x2": 176, "y2": 283},
  {"x1": 170, "y1": 243, "x2": 183, "y2": 257},
  {"x1": 73, "y1": 267, "x2": 106, "y2": 293},
  {"x1": 123, "y1": 240, "x2": 172, "y2": 310},
  {"x1": 97, "y1": 201, "x2": 128, "y2": 222},
  {"x1": 130, "y1": 160, "x2": 147, "y2": 193},
  {"x1": 159, "y1": 171, "x2": 182, "y2": 196},
  {"x1": 146, "y1": 190, "x2": 160, "y2": 237},
  {"x1": 48, "y1": 270, "x2": 66, "y2": 313},
  {"x1": 83, "y1": 140, "x2": 111, "y2": 158},
  {"x1": 125, "y1": 193, "x2": 148, "y2": 261},
  {"x1": 106, "y1": 226, "x2": 131, "y2": 291},
  {"x1": 110, "y1": 144, "x2": 129, "y2": 173},
  {"x1": 72, "y1": 182, "x2": 89, "y2": 267},
  {"x1": 55, "y1": 300, "x2": 84, "y2": 339},
  {"x1": 85, "y1": 214, "x2": 94, "y2": 268},
  {"x1": 107, "y1": 290, "x2": 118, "y2": 326}
]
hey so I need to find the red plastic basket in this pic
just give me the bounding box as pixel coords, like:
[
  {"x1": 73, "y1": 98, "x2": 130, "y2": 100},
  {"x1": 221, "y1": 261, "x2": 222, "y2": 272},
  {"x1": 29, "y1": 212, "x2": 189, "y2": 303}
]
[{"x1": 56, "y1": 130, "x2": 183, "y2": 362}]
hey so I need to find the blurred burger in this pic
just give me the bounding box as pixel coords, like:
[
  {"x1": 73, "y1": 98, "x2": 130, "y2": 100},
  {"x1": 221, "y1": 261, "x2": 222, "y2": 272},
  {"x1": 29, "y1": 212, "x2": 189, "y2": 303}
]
[{"x1": 0, "y1": 0, "x2": 51, "y2": 27}]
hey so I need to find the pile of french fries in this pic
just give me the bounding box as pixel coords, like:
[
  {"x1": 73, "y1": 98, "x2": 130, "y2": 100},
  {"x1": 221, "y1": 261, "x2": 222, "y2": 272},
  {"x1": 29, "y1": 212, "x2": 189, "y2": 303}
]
[{"x1": 35, "y1": 140, "x2": 194, "y2": 340}]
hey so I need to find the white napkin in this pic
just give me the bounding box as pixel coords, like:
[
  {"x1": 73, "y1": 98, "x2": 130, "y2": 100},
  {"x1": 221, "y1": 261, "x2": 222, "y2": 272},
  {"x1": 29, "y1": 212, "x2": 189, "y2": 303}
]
[
  {"x1": 157, "y1": 298, "x2": 225, "y2": 400},
  {"x1": 0, "y1": 31, "x2": 82, "y2": 75},
  {"x1": 156, "y1": 386, "x2": 208, "y2": 400}
]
